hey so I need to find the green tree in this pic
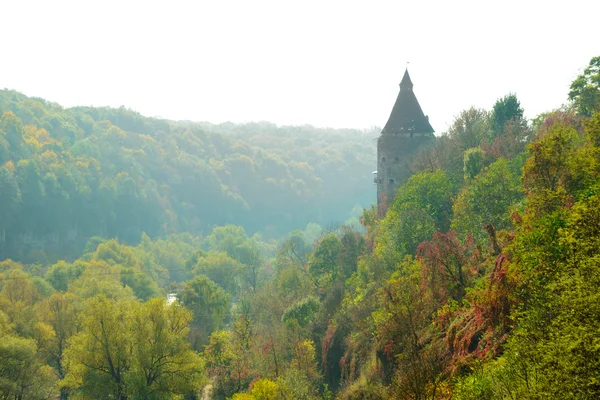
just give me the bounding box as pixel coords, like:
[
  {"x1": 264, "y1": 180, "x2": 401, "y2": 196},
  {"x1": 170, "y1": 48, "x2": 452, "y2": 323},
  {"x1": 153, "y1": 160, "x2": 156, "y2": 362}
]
[
  {"x1": 250, "y1": 378, "x2": 283, "y2": 400},
  {"x1": 0, "y1": 267, "x2": 46, "y2": 337},
  {"x1": 36, "y1": 292, "x2": 82, "y2": 400},
  {"x1": 188, "y1": 251, "x2": 243, "y2": 295},
  {"x1": 180, "y1": 275, "x2": 231, "y2": 349},
  {"x1": 63, "y1": 295, "x2": 205, "y2": 400},
  {"x1": 447, "y1": 107, "x2": 490, "y2": 150},
  {"x1": 204, "y1": 329, "x2": 254, "y2": 398},
  {"x1": 15, "y1": 159, "x2": 45, "y2": 237},
  {"x1": 463, "y1": 147, "x2": 485, "y2": 181},
  {"x1": 92, "y1": 239, "x2": 163, "y2": 300},
  {"x1": 0, "y1": 335, "x2": 57, "y2": 400},
  {"x1": 308, "y1": 233, "x2": 342, "y2": 286},
  {"x1": 0, "y1": 165, "x2": 21, "y2": 241},
  {"x1": 393, "y1": 169, "x2": 455, "y2": 232},
  {"x1": 63, "y1": 296, "x2": 134, "y2": 399},
  {"x1": 204, "y1": 225, "x2": 250, "y2": 258},
  {"x1": 0, "y1": 135, "x2": 10, "y2": 165},
  {"x1": 42, "y1": 172, "x2": 71, "y2": 237},
  {"x1": 68, "y1": 261, "x2": 135, "y2": 300},
  {"x1": 129, "y1": 298, "x2": 206, "y2": 399},
  {"x1": 0, "y1": 111, "x2": 24, "y2": 157},
  {"x1": 452, "y1": 157, "x2": 524, "y2": 243},
  {"x1": 282, "y1": 296, "x2": 320, "y2": 328},
  {"x1": 45, "y1": 260, "x2": 86, "y2": 292},
  {"x1": 204, "y1": 225, "x2": 267, "y2": 291},
  {"x1": 274, "y1": 233, "x2": 316, "y2": 297},
  {"x1": 491, "y1": 93, "x2": 524, "y2": 137},
  {"x1": 569, "y1": 55, "x2": 600, "y2": 116},
  {"x1": 376, "y1": 170, "x2": 454, "y2": 262},
  {"x1": 114, "y1": 173, "x2": 141, "y2": 243}
]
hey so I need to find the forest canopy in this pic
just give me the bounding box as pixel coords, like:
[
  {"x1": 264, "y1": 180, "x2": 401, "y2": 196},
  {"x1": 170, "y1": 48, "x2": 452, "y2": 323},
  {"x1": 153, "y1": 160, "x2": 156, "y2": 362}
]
[
  {"x1": 0, "y1": 91, "x2": 375, "y2": 262},
  {"x1": 1, "y1": 56, "x2": 600, "y2": 400}
]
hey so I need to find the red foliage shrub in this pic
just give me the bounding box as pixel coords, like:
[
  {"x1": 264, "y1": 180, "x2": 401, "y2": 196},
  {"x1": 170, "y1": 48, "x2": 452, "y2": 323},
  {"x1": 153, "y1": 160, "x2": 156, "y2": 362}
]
[{"x1": 417, "y1": 230, "x2": 482, "y2": 304}]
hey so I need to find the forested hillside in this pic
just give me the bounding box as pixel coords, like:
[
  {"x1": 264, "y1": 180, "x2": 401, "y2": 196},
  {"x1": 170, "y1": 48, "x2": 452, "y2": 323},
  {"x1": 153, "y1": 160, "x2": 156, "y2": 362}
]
[
  {"x1": 0, "y1": 56, "x2": 599, "y2": 400},
  {"x1": 0, "y1": 90, "x2": 375, "y2": 262}
]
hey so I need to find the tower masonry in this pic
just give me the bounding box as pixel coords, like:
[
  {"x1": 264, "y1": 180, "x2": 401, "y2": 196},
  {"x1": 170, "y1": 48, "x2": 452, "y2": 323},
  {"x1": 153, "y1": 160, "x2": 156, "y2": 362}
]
[{"x1": 376, "y1": 69, "x2": 435, "y2": 206}]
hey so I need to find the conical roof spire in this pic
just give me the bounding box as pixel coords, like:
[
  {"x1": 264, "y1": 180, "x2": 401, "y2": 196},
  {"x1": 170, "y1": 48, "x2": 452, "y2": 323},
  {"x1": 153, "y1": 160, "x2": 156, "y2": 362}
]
[{"x1": 382, "y1": 69, "x2": 434, "y2": 135}]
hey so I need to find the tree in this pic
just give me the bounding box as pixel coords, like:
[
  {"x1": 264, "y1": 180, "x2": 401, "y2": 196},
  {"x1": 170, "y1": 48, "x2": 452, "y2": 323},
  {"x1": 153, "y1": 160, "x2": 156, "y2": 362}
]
[
  {"x1": 282, "y1": 296, "x2": 320, "y2": 328},
  {"x1": 274, "y1": 233, "x2": 316, "y2": 296},
  {"x1": 447, "y1": 108, "x2": 490, "y2": 150},
  {"x1": 188, "y1": 251, "x2": 243, "y2": 295},
  {"x1": 91, "y1": 239, "x2": 163, "y2": 300},
  {"x1": 0, "y1": 267, "x2": 46, "y2": 337},
  {"x1": 308, "y1": 233, "x2": 342, "y2": 286},
  {"x1": 42, "y1": 172, "x2": 71, "y2": 237},
  {"x1": 0, "y1": 135, "x2": 10, "y2": 165},
  {"x1": 15, "y1": 159, "x2": 45, "y2": 237},
  {"x1": 250, "y1": 378, "x2": 283, "y2": 400},
  {"x1": 417, "y1": 231, "x2": 482, "y2": 303},
  {"x1": 481, "y1": 108, "x2": 600, "y2": 399},
  {"x1": 204, "y1": 225, "x2": 266, "y2": 291},
  {"x1": 490, "y1": 94, "x2": 524, "y2": 137},
  {"x1": 238, "y1": 242, "x2": 266, "y2": 292},
  {"x1": 204, "y1": 329, "x2": 254, "y2": 398},
  {"x1": 63, "y1": 295, "x2": 205, "y2": 400},
  {"x1": 452, "y1": 157, "x2": 524, "y2": 243},
  {"x1": 0, "y1": 335, "x2": 57, "y2": 400},
  {"x1": 569, "y1": 56, "x2": 600, "y2": 116},
  {"x1": 392, "y1": 170, "x2": 455, "y2": 233},
  {"x1": 463, "y1": 147, "x2": 484, "y2": 181},
  {"x1": 412, "y1": 135, "x2": 464, "y2": 185},
  {"x1": 0, "y1": 165, "x2": 21, "y2": 241},
  {"x1": 129, "y1": 298, "x2": 206, "y2": 398},
  {"x1": 204, "y1": 225, "x2": 250, "y2": 259},
  {"x1": 376, "y1": 170, "x2": 455, "y2": 263},
  {"x1": 36, "y1": 292, "x2": 82, "y2": 400},
  {"x1": 45, "y1": 260, "x2": 86, "y2": 292},
  {"x1": 114, "y1": 173, "x2": 141, "y2": 243},
  {"x1": 68, "y1": 261, "x2": 135, "y2": 301},
  {"x1": 180, "y1": 275, "x2": 231, "y2": 349},
  {"x1": 63, "y1": 296, "x2": 134, "y2": 399},
  {"x1": 0, "y1": 111, "x2": 24, "y2": 157},
  {"x1": 376, "y1": 258, "x2": 445, "y2": 400},
  {"x1": 522, "y1": 122, "x2": 578, "y2": 215}
]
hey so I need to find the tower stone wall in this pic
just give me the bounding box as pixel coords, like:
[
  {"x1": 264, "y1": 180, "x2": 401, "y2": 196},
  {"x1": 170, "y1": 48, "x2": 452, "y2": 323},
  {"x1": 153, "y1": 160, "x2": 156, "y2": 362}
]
[{"x1": 376, "y1": 131, "x2": 434, "y2": 203}]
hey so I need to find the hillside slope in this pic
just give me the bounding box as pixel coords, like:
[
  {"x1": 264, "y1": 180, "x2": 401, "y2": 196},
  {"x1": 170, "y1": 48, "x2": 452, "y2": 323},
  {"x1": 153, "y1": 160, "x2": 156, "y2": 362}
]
[{"x1": 0, "y1": 90, "x2": 376, "y2": 262}]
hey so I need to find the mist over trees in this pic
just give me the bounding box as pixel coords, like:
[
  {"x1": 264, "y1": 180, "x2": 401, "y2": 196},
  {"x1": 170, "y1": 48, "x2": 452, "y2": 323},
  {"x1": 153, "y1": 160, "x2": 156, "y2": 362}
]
[
  {"x1": 0, "y1": 91, "x2": 375, "y2": 263},
  {"x1": 1, "y1": 56, "x2": 599, "y2": 400}
]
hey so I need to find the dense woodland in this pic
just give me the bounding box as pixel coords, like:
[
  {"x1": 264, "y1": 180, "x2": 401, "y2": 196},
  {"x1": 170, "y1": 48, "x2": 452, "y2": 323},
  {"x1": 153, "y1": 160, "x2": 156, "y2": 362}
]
[
  {"x1": 0, "y1": 91, "x2": 375, "y2": 262},
  {"x1": 0, "y1": 56, "x2": 599, "y2": 400}
]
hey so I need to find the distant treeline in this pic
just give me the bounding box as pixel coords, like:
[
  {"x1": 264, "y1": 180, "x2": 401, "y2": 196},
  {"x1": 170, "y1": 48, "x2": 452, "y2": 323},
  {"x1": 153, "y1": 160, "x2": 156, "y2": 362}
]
[{"x1": 0, "y1": 90, "x2": 376, "y2": 262}]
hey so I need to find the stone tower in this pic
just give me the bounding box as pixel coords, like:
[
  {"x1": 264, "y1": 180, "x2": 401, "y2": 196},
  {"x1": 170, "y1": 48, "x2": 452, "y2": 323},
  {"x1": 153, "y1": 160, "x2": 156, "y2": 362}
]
[{"x1": 376, "y1": 69, "x2": 434, "y2": 206}]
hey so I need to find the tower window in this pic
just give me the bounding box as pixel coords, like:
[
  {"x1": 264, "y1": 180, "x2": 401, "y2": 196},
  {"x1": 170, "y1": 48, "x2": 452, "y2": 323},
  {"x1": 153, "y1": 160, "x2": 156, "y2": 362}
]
[
  {"x1": 394, "y1": 156, "x2": 399, "y2": 162},
  {"x1": 389, "y1": 179, "x2": 395, "y2": 184},
  {"x1": 381, "y1": 157, "x2": 386, "y2": 163}
]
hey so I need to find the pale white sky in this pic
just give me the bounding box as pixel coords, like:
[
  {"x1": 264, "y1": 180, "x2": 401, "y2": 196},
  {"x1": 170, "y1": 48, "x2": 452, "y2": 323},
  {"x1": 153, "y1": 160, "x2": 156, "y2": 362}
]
[{"x1": 1, "y1": 0, "x2": 598, "y2": 132}]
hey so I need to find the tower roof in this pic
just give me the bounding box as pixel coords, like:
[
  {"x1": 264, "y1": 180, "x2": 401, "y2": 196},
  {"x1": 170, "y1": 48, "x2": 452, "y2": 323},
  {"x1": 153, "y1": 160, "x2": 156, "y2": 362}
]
[
  {"x1": 382, "y1": 69, "x2": 434, "y2": 135},
  {"x1": 400, "y1": 69, "x2": 413, "y2": 90}
]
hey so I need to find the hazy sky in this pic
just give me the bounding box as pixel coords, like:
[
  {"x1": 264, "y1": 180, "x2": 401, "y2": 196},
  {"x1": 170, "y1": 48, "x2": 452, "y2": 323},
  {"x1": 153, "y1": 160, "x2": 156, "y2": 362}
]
[{"x1": 1, "y1": 0, "x2": 598, "y2": 132}]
